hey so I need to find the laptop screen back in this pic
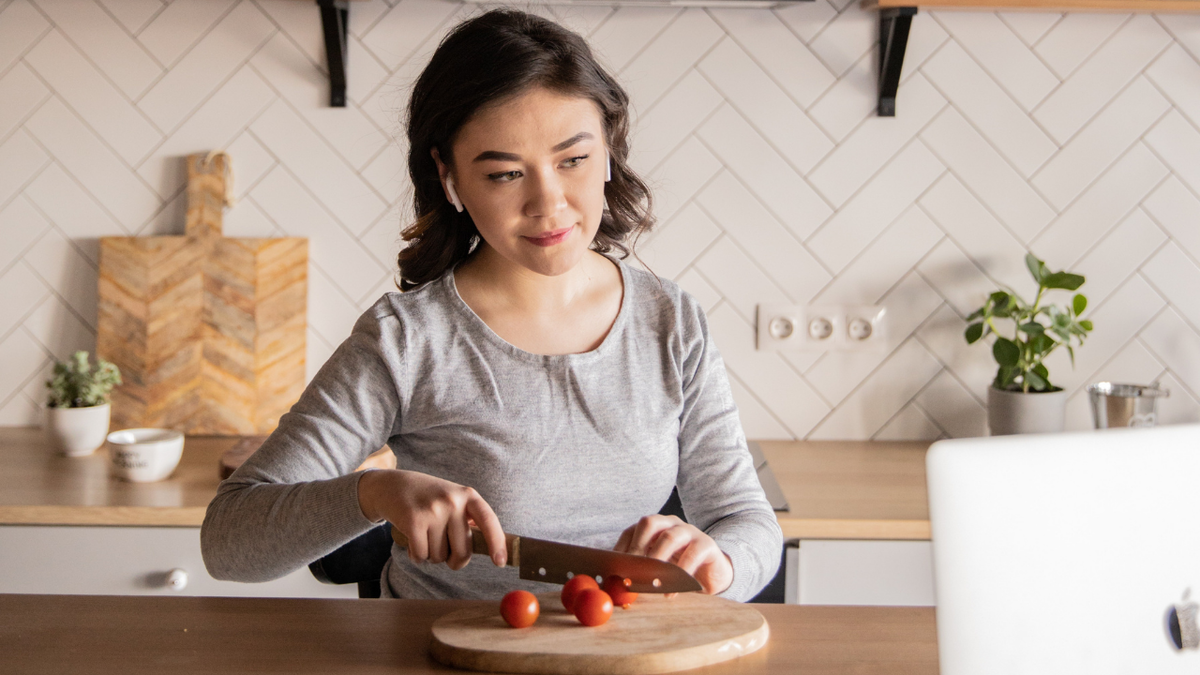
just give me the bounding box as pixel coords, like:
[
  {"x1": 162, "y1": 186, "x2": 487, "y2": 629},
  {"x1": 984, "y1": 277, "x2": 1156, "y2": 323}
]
[{"x1": 927, "y1": 424, "x2": 1200, "y2": 675}]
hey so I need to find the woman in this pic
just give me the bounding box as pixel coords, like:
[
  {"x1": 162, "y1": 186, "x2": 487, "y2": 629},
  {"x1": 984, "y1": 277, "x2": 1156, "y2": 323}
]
[{"x1": 201, "y1": 9, "x2": 782, "y2": 602}]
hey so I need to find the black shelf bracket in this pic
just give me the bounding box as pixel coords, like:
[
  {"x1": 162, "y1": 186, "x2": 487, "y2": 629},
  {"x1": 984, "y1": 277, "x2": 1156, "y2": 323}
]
[
  {"x1": 317, "y1": 0, "x2": 349, "y2": 107},
  {"x1": 878, "y1": 6, "x2": 917, "y2": 117}
]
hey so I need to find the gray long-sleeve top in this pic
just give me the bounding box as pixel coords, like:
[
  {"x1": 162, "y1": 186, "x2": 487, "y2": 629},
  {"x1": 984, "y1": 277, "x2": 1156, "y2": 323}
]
[{"x1": 201, "y1": 258, "x2": 783, "y2": 601}]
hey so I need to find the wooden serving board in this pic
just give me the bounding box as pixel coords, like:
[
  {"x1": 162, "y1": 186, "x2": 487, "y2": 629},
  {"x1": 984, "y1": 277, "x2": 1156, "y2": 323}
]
[
  {"x1": 98, "y1": 153, "x2": 307, "y2": 435},
  {"x1": 429, "y1": 592, "x2": 768, "y2": 675}
]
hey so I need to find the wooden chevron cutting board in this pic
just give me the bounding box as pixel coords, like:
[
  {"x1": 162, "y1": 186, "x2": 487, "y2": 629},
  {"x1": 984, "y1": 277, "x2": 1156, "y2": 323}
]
[{"x1": 97, "y1": 153, "x2": 307, "y2": 435}]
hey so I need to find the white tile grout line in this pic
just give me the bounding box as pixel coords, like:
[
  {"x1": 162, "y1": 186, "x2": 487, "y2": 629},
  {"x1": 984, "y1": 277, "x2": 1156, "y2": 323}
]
[
  {"x1": 723, "y1": 360, "x2": 801, "y2": 441},
  {"x1": 0, "y1": 151, "x2": 52, "y2": 223},
  {"x1": 998, "y1": 10, "x2": 1063, "y2": 51},
  {"x1": 612, "y1": 7, "x2": 685, "y2": 82},
  {"x1": 803, "y1": 141, "x2": 950, "y2": 285},
  {"x1": 1136, "y1": 258, "x2": 1200, "y2": 340},
  {"x1": 0, "y1": 15, "x2": 54, "y2": 98},
  {"x1": 242, "y1": 128, "x2": 395, "y2": 261},
  {"x1": 17, "y1": 79, "x2": 165, "y2": 211},
  {"x1": 1025, "y1": 43, "x2": 1175, "y2": 188},
  {"x1": 1063, "y1": 301, "x2": 1171, "y2": 400},
  {"x1": 1028, "y1": 14, "x2": 1130, "y2": 100},
  {"x1": 33, "y1": 10, "x2": 168, "y2": 130},
  {"x1": 243, "y1": 60, "x2": 393, "y2": 210},
  {"x1": 1026, "y1": 140, "x2": 1170, "y2": 255},
  {"x1": 1138, "y1": 196, "x2": 1200, "y2": 276},
  {"x1": 1055, "y1": 177, "x2": 1173, "y2": 273},
  {"x1": 630, "y1": 35, "x2": 728, "y2": 123},
  {"x1": 692, "y1": 63, "x2": 831, "y2": 178},
  {"x1": 1137, "y1": 335, "x2": 1200, "y2": 406},
  {"x1": 800, "y1": 335, "x2": 942, "y2": 439},
  {"x1": 132, "y1": 0, "x2": 246, "y2": 100},
  {"x1": 925, "y1": 11, "x2": 1061, "y2": 118},
  {"x1": 0, "y1": 273, "x2": 52, "y2": 348},
  {"x1": 122, "y1": 0, "x2": 169, "y2": 40},
  {"x1": 0, "y1": 338, "x2": 54, "y2": 416},
  {"x1": 874, "y1": 366, "x2": 954, "y2": 440},
  {"x1": 704, "y1": 9, "x2": 838, "y2": 138},
  {"x1": 690, "y1": 129, "x2": 835, "y2": 258}
]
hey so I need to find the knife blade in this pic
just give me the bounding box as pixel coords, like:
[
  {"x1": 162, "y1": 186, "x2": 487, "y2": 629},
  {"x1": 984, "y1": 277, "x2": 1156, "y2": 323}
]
[{"x1": 389, "y1": 525, "x2": 702, "y2": 593}]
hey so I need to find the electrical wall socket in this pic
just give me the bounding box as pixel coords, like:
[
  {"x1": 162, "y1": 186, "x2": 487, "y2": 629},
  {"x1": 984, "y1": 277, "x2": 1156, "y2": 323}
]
[{"x1": 756, "y1": 304, "x2": 887, "y2": 352}]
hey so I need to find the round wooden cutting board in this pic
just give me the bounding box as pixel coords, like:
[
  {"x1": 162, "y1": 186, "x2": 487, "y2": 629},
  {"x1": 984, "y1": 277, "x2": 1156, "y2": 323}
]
[{"x1": 429, "y1": 592, "x2": 769, "y2": 675}]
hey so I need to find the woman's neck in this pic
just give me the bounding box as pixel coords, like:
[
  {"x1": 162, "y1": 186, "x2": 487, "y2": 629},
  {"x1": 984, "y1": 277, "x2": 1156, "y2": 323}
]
[{"x1": 455, "y1": 245, "x2": 611, "y2": 316}]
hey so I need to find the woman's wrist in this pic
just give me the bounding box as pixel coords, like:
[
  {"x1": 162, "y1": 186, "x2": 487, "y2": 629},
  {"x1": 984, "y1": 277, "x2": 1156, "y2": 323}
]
[{"x1": 357, "y1": 469, "x2": 389, "y2": 523}]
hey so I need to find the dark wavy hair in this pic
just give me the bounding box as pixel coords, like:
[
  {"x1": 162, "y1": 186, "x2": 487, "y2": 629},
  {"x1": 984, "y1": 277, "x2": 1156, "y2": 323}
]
[{"x1": 396, "y1": 9, "x2": 654, "y2": 291}]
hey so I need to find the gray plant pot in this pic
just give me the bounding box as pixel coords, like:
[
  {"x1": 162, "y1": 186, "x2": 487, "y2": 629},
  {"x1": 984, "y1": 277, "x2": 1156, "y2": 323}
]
[{"x1": 987, "y1": 387, "x2": 1067, "y2": 436}]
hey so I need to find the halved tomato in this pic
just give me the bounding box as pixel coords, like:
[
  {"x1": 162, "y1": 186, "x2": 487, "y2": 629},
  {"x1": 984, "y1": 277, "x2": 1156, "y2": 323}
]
[{"x1": 602, "y1": 575, "x2": 638, "y2": 608}]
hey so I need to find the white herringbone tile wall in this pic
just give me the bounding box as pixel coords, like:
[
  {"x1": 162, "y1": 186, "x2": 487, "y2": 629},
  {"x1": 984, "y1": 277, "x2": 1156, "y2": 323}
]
[{"x1": 3, "y1": 0, "x2": 1200, "y2": 439}]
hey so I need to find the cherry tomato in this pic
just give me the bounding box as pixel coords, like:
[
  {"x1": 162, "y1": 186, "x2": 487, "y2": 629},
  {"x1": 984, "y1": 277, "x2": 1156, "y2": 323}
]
[
  {"x1": 572, "y1": 588, "x2": 613, "y2": 627},
  {"x1": 602, "y1": 575, "x2": 639, "y2": 608},
  {"x1": 500, "y1": 590, "x2": 539, "y2": 628},
  {"x1": 561, "y1": 574, "x2": 599, "y2": 614}
]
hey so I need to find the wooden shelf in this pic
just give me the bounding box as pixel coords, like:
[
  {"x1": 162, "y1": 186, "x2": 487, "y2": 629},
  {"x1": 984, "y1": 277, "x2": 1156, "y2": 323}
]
[{"x1": 866, "y1": 0, "x2": 1200, "y2": 9}]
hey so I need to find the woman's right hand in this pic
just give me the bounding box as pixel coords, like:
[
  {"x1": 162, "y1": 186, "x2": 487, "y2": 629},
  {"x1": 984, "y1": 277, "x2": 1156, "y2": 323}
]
[{"x1": 358, "y1": 469, "x2": 507, "y2": 571}]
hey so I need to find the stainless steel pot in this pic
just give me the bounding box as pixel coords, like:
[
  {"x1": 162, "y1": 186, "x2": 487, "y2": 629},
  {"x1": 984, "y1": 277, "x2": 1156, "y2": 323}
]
[{"x1": 1086, "y1": 382, "x2": 1169, "y2": 429}]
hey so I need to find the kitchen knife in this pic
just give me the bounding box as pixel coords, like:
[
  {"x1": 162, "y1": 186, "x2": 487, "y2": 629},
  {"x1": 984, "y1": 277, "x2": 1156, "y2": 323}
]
[{"x1": 389, "y1": 525, "x2": 702, "y2": 593}]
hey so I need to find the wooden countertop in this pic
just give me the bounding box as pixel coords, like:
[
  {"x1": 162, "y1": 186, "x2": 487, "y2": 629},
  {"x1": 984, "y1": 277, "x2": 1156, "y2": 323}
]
[
  {"x1": 0, "y1": 428, "x2": 235, "y2": 526},
  {"x1": 759, "y1": 441, "x2": 931, "y2": 540},
  {"x1": 0, "y1": 594, "x2": 938, "y2": 675},
  {"x1": 0, "y1": 429, "x2": 933, "y2": 539}
]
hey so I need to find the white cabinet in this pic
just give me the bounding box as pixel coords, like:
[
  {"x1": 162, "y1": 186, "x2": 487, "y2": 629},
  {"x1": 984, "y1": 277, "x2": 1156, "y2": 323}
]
[
  {"x1": 784, "y1": 539, "x2": 935, "y2": 606},
  {"x1": 0, "y1": 525, "x2": 358, "y2": 598}
]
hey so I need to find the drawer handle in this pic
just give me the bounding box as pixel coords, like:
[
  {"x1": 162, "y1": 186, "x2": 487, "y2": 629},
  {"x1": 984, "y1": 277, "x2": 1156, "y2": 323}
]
[{"x1": 166, "y1": 568, "x2": 188, "y2": 591}]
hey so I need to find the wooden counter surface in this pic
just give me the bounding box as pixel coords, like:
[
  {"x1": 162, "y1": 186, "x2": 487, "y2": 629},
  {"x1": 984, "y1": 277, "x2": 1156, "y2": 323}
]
[
  {"x1": 0, "y1": 429, "x2": 934, "y2": 539},
  {"x1": 758, "y1": 441, "x2": 932, "y2": 540},
  {"x1": 0, "y1": 428, "x2": 235, "y2": 526},
  {"x1": 0, "y1": 594, "x2": 939, "y2": 675}
]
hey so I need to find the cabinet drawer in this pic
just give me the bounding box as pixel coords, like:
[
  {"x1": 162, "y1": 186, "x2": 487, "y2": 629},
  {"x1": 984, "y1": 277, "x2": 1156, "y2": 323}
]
[
  {"x1": 0, "y1": 526, "x2": 358, "y2": 598},
  {"x1": 790, "y1": 539, "x2": 935, "y2": 606}
]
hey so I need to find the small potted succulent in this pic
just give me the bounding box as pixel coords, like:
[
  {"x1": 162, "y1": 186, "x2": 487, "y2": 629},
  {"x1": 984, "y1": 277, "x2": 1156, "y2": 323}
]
[
  {"x1": 45, "y1": 351, "x2": 122, "y2": 456},
  {"x1": 965, "y1": 254, "x2": 1093, "y2": 435}
]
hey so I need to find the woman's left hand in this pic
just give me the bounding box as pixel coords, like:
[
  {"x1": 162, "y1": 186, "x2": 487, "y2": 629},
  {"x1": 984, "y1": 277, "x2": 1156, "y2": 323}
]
[{"x1": 613, "y1": 515, "x2": 733, "y2": 596}]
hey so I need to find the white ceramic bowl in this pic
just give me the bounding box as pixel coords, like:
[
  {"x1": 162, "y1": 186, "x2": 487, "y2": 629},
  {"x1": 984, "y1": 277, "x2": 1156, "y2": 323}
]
[{"x1": 106, "y1": 428, "x2": 184, "y2": 482}]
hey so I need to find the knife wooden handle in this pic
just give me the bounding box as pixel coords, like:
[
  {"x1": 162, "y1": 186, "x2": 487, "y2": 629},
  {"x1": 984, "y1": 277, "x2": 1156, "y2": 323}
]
[{"x1": 390, "y1": 524, "x2": 520, "y2": 567}]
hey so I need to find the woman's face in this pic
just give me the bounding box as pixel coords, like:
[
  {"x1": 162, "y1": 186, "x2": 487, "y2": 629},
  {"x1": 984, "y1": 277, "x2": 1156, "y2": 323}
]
[{"x1": 435, "y1": 87, "x2": 608, "y2": 278}]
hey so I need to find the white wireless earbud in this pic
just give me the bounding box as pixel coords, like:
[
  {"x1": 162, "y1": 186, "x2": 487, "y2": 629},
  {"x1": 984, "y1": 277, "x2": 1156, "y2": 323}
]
[
  {"x1": 605, "y1": 152, "x2": 612, "y2": 182},
  {"x1": 445, "y1": 176, "x2": 464, "y2": 213}
]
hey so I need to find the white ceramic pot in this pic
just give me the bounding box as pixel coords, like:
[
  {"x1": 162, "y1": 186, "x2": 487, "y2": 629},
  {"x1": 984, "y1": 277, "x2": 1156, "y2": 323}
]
[
  {"x1": 987, "y1": 387, "x2": 1067, "y2": 436},
  {"x1": 106, "y1": 428, "x2": 184, "y2": 482},
  {"x1": 44, "y1": 403, "x2": 111, "y2": 457}
]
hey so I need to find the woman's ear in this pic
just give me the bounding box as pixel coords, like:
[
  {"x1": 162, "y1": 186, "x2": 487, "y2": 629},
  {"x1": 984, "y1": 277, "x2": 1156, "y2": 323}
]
[
  {"x1": 431, "y1": 146, "x2": 449, "y2": 182},
  {"x1": 432, "y1": 147, "x2": 463, "y2": 212},
  {"x1": 431, "y1": 147, "x2": 464, "y2": 213}
]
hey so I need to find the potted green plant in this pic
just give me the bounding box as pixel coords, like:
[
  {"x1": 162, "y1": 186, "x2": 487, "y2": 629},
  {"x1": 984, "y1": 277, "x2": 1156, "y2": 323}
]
[
  {"x1": 44, "y1": 351, "x2": 122, "y2": 456},
  {"x1": 965, "y1": 254, "x2": 1093, "y2": 435}
]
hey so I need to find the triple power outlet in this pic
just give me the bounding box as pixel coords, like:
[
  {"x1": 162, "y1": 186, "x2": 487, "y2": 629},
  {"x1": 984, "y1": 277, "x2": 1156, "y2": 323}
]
[{"x1": 756, "y1": 304, "x2": 887, "y2": 352}]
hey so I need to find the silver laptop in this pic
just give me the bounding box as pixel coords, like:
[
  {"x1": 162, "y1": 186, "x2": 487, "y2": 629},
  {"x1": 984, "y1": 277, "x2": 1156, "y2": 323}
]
[{"x1": 927, "y1": 424, "x2": 1200, "y2": 674}]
